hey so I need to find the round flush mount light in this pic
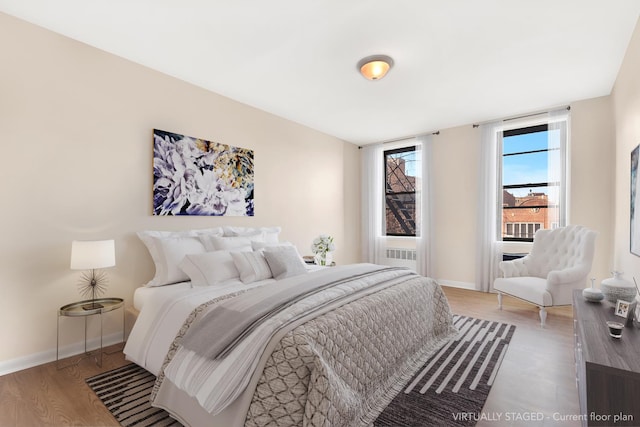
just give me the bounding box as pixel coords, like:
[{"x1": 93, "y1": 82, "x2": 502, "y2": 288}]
[{"x1": 357, "y1": 55, "x2": 394, "y2": 81}]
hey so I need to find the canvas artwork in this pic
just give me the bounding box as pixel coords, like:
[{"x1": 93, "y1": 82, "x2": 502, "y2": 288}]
[
  {"x1": 632, "y1": 144, "x2": 640, "y2": 256},
  {"x1": 153, "y1": 129, "x2": 254, "y2": 216}
]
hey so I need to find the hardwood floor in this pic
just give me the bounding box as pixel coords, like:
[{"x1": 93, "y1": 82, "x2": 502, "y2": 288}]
[
  {"x1": 0, "y1": 346, "x2": 129, "y2": 427},
  {"x1": 0, "y1": 286, "x2": 580, "y2": 426},
  {"x1": 444, "y1": 286, "x2": 580, "y2": 427}
]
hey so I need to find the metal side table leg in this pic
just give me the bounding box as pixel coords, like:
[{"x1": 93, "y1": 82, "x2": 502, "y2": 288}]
[
  {"x1": 99, "y1": 311, "x2": 103, "y2": 368},
  {"x1": 56, "y1": 313, "x2": 60, "y2": 369}
]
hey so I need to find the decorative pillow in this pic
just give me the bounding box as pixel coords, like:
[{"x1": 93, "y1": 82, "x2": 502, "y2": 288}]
[
  {"x1": 263, "y1": 246, "x2": 308, "y2": 280},
  {"x1": 223, "y1": 226, "x2": 281, "y2": 244},
  {"x1": 231, "y1": 251, "x2": 273, "y2": 284},
  {"x1": 179, "y1": 247, "x2": 251, "y2": 286},
  {"x1": 202, "y1": 233, "x2": 265, "y2": 251},
  {"x1": 137, "y1": 230, "x2": 214, "y2": 287}
]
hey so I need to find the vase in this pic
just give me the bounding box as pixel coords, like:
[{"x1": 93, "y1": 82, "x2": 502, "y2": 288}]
[
  {"x1": 583, "y1": 278, "x2": 604, "y2": 302},
  {"x1": 314, "y1": 251, "x2": 333, "y2": 266},
  {"x1": 601, "y1": 271, "x2": 637, "y2": 303}
]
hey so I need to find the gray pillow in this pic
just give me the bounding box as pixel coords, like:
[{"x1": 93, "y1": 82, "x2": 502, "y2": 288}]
[{"x1": 263, "y1": 246, "x2": 307, "y2": 280}]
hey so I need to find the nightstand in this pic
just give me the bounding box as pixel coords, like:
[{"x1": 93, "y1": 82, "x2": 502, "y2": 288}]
[{"x1": 56, "y1": 297, "x2": 124, "y2": 369}]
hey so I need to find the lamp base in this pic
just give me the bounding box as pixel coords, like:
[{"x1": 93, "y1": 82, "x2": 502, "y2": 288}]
[{"x1": 82, "y1": 302, "x2": 104, "y2": 311}]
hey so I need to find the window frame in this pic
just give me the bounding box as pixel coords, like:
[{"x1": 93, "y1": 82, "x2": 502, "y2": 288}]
[
  {"x1": 383, "y1": 145, "x2": 418, "y2": 237},
  {"x1": 500, "y1": 121, "x2": 567, "y2": 242}
]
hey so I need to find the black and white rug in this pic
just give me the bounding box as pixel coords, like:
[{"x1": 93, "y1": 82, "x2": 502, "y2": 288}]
[
  {"x1": 374, "y1": 315, "x2": 515, "y2": 426},
  {"x1": 86, "y1": 363, "x2": 180, "y2": 427},
  {"x1": 87, "y1": 315, "x2": 514, "y2": 427}
]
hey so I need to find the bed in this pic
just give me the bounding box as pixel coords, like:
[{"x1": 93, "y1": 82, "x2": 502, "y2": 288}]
[{"x1": 123, "y1": 227, "x2": 456, "y2": 427}]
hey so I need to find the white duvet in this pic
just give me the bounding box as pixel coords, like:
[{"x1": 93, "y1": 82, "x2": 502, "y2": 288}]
[
  {"x1": 124, "y1": 265, "x2": 326, "y2": 376},
  {"x1": 124, "y1": 279, "x2": 275, "y2": 376}
]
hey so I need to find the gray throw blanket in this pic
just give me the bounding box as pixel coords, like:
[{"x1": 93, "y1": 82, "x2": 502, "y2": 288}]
[{"x1": 180, "y1": 264, "x2": 400, "y2": 359}]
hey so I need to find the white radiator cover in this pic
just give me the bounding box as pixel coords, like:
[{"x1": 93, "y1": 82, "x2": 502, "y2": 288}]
[{"x1": 384, "y1": 248, "x2": 417, "y2": 268}]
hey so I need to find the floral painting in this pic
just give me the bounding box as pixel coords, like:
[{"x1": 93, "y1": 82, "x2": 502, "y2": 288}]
[{"x1": 153, "y1": 129, "x2": 254, "y2": 216}]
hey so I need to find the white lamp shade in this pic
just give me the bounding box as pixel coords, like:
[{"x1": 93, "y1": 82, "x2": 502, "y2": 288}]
[{"x1": 70, "y1": 240, "x2": 116, "y2": 270}]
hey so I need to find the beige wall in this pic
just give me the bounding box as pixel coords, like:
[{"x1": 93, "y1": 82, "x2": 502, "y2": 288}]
[
  {"x1": 0, "y1": 12, "x2": 360, "y2": 368},
  {"x1": 430, "y1": 125, "x2": 480, "y2": 286},
  {"x1": 612, "y1": 19, "x2": 640, "y2": 284},
  {"x1": 428, "y1": 98, "x2": 614, "y2": 288},
  {"x1": 569, "y1": 96, "x2": 615, "y2": 283}
]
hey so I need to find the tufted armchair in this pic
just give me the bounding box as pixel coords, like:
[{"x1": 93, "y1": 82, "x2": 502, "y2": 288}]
[{"x1": 493, "y1": 225, "x2": 597, "y2": 326}]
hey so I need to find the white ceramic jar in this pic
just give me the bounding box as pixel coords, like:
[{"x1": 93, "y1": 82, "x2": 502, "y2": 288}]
[{"x1": 601, "y1": 271, "x2": 637, "y2": 303}]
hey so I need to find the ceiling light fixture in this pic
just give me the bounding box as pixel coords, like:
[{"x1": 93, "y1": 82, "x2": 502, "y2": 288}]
[{"x1": 357, "y1": 55, "x2": 394, "y2": 81}]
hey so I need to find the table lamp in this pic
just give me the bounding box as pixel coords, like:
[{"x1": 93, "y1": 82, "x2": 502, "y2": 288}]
[{"x1": 70, "y1": 239, "x2": 115, "y2": 310}]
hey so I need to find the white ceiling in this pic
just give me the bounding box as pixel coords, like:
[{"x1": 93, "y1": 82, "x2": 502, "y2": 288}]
[{"x1": 2, "y1": 1, "x2": 639, "y2": 144}]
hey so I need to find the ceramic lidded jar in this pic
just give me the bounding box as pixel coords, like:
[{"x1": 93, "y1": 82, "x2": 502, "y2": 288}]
[{"x1": 601, "y1": 271, "x2": 637, "y2": 303}]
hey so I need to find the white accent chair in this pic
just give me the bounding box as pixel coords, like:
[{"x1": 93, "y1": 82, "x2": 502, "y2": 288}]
[{"x1": 494, "y1": 225, "x2": 597, "y2": 327}]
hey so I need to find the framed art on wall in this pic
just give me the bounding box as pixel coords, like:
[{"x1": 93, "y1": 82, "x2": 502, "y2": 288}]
[
  {"x1": 631, "y1": 144, "x2": 640, "y2": 256},
  {"x1": 152, "y1": 129, "x2": 254, "y2": 216}
]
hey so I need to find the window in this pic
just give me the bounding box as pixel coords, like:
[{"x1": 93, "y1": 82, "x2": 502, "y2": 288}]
[
  {"x1": 384, "y1": 146, "x2": 417, "y2": 236},
  {"x1": 501, "y1": 121, "x2": 567, "y2": 242}
]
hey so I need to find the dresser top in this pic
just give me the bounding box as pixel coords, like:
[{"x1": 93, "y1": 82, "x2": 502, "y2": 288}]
[{"x1": 573, "y1": 290, "x2": 640, "y2": 375}]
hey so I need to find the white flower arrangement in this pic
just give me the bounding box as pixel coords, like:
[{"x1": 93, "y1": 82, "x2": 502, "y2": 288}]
[
  {"x1": 311, "y1": 234, "x2": 336, "y2": 255},
  {"x1": 311, "y1": 234, "x2": 336, "y2": 266}
]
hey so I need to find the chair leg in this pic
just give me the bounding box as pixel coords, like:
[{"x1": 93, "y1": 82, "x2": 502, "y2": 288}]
[
  {"x1": 539, "y1": 306, "x2": 547, "y2": 327},
  {"x1": 497, "y1": 292, "x2": 503, "y2": 310}
]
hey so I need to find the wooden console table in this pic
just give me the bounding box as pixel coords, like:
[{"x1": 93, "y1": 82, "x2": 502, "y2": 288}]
[{"x1": 573, "y1": 290, "x2": 640, "y2": 426}]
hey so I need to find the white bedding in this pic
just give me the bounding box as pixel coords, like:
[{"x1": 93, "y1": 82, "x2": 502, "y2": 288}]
[
  {"x1": 125, "y1": 264, "x2": 325, "y2": 375},
  {"x1": 146, "y1": 265, "x2": 456, "y2": 427},
  {"x1": 133, "y1": 281, "x2": 192, "y2": 311},
  {"x1": 125, "y1": 279, "x2": 275, "y2": 375}
]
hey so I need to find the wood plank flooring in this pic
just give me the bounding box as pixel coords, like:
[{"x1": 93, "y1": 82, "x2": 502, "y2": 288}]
[
  {"x1": 443, "y1": 286, "x2": 580, "y2": 427},
  {"x1": 0, "y1": 286, "x2": 580, "y2": 426},
  {"x1": 0, "y1": 346, "x2": 129, "y2": 427}
]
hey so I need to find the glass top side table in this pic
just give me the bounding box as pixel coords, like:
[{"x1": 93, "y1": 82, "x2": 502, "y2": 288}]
[{"x1": 56, "y1": 297, "x2": 124, "y2": 369}]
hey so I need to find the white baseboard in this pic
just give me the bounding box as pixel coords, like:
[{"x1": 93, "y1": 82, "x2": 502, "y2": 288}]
[
  {"x1": 438, "y1": 280, "x2": 476, "y2": 290},
  {"x1": 0, "y1": 332, "x2": 124, "y2": 377}
]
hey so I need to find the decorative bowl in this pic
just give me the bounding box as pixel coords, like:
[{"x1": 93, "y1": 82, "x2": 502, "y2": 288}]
[{"x1": 582, "y1": 287, "x2": 604, "y2": 302}]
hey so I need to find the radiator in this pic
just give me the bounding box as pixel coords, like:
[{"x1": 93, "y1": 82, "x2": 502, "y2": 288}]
[
  {"x1": 385, "y1": 248, "x2": 417, "y2": 260},
  {"x1": 385, "y1": 248, "x2": 417, "y2": 268}
]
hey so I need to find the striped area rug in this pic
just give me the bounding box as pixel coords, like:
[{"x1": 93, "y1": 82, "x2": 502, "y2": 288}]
[
  {"x1": 86, "y1": 363, "x2": 181, "y2": 426},
  {"x1": 87, "y1": 315, "x2": 513, "y2": 427},
  {"x1": 374, "y1": 314, "x2": 516, "y2": 426}
]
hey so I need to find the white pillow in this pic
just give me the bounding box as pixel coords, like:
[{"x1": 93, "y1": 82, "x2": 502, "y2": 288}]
[
  {"x1": 192, "y1": 227, "x2": 224, "y2": 239},
  {"x1": 156, "y1": 236, "x2": 207, "y2": 285},
  {"x1": 223, "y1": 226, "x2": 281, "y2": 244},
  {"x1": 179, "y1": 247, "x2": 251, "y2": 286},
  {"x1": 231, "y1": 251, "x2": 273, "y2": 284},
  {"x1": 137, "y1": 230, "x2": 212, "y2": 287},
  {"x1": 263, "y1": 246, "x2": 308, "y2": 280},
  {"x1": 202, "y1": 233, "x2": 265, "y2": 251},
  {"x1": 251, "y1": 241, "x2": 293, "y2": 251}
]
